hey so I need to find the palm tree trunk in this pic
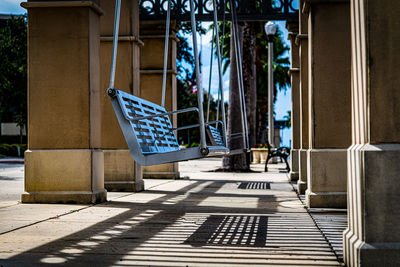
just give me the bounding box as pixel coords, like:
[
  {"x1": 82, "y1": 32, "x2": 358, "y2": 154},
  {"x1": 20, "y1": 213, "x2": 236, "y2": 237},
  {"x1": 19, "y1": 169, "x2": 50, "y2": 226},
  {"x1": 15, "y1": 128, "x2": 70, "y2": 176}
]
[
  {"x1": 223, "y1": 23, "x2": 248, "y2": 170},
  {"x1": 223, "y1": 21, "x2": 256, "y2": 171},
  {"x1": 242, "y1": 22, "x2": 257, "y2": 147}
]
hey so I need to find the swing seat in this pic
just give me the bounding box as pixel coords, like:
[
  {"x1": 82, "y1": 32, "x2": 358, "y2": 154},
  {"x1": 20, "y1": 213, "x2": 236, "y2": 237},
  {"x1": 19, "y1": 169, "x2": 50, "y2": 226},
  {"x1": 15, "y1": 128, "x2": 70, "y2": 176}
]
[
  {"x1": 207, "y1": 126, "x2": 250, "y2": 156},
  {"x1": 108, "y1": 88, "x2": 229, "y2": 166}
]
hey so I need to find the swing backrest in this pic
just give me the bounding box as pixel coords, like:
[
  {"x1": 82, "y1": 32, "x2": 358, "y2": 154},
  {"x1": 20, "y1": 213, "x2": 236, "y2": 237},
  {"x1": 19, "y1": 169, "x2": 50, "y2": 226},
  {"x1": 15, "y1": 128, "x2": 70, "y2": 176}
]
[
  {"x1": 115, "y1": 90, "x2": 180, "y2": 154},
  {"x1": 207, "y1": 125, "x2": 225, "y2": 147}
]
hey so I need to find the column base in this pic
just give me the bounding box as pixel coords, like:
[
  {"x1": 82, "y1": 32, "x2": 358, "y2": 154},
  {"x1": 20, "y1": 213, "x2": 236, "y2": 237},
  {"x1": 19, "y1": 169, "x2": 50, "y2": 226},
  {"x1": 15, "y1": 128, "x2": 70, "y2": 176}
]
[
  {"x1": 345, "y1": 144, "x2": 400, "y2": 266},
  {"x1": 343, "y1": 227, "x2": 360, "y2": 267},
  {"x1": 306, "y1": 148, "x2": 347, "y2": 208},
  {"x1": 289, "y1": 149, "x2": 300, "y2": 181},
  {"x1": 298, "y1": 149, "x2": 308, "y2": 194},
  {"x1": 143, "y1": 172, "x2": 180, "y2": 179},
  {"x1": 289, "y1": 171, "x2": 299, "y2": 181},
  {"x1": 359, "y1": 242, "x2": 400, "y2": 266},
  {"x1": 305, "y1": 190, "x2": 346, "y2": 208},
  {"x1": 297, "y1": 180, "x2": 307, "y2": 194},
  {"x1": 103, "y1": 150, "x2": 144, "y2": 192},
  {"x1": 344, "y1": 228, "x2": 400, "y2": 267},
  {"x1": 105, "y1": 180, "x2": 144, "y2": 192},
  {"x1": 22, "y1": 190, "x2": 107, "y2": 204},
  {"x1": 23, "y1": 149, "x2": 106, "y2": 204},
  {"x1": 143, "y1": 163, "x2": 180, "y2": 179}
]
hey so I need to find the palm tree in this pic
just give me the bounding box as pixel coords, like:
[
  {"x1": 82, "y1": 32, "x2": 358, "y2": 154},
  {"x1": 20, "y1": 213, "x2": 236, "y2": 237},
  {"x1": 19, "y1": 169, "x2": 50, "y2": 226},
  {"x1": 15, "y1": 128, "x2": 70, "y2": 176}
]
[
  {"x1": 215, "y1": 21, "x2": 289, "y2": 171},
  {"x1": 222, "y1": 22, "x2": 250, "y2": 170},
  {"x1": 242, "y1": 22, "x2": 258, "y2": 148}
]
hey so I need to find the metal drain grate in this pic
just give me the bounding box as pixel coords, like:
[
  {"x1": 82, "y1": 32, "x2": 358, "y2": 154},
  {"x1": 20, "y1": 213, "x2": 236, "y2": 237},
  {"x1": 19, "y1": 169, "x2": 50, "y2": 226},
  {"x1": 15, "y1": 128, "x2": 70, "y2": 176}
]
[
  {"x1": 238, "y1": 182, "x2": 271, "y2": 189},
  {"x1": 185, "y1": 215, "x2": 268, "y2": 247}
]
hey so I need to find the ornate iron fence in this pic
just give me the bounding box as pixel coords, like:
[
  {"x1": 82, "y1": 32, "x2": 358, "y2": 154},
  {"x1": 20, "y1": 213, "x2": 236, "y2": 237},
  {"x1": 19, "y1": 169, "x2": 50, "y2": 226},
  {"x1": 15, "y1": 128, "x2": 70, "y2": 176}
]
[{"x1": 139, "y1": 0, "x2": 298, "y2": 21}]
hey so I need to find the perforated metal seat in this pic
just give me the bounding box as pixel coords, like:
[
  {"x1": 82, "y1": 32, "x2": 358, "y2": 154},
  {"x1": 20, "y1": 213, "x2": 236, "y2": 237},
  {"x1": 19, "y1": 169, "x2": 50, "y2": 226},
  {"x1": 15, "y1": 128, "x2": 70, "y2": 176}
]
[
  {"x1": 207, "y1": 125, "x2": 225, "y2": 147},
  {"x1": 115, "y1": 89, "x2": 180, "y2": 154},
  {"x1": 108, "y1": 89, "x2": 229, "y2": 166}
]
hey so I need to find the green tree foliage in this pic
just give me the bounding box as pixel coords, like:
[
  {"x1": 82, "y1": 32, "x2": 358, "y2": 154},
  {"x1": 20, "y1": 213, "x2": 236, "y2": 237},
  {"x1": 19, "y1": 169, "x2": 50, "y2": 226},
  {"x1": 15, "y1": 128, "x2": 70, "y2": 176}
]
[
  {"x1": 0, "y1": 16, "x2": 27, "y2": 131},
  {"x1": 283, "y1": 110, "x2": 291, "y2": 128},
  {"x1": 256, "y1": 26, "x2": 290, "y2": 101},
  {"x1": 176, "y1": 23, "x2": 200, "y2": 145}
]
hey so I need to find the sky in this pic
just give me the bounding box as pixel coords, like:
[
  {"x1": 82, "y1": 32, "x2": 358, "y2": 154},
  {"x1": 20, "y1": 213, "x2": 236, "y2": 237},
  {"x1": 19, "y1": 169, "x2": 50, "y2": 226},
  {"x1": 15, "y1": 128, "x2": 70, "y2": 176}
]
[
  {"x1": 0, "y1": 0, "x2": 25, "y2": 14},
  {"x1": 0, "y1": 0, "x2": 296, "y2": 147}
]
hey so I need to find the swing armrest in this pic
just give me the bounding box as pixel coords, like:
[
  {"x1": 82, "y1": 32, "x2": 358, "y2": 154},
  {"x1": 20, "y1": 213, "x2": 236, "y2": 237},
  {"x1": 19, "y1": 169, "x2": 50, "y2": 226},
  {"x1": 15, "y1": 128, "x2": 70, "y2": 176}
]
[
  {"x1": 173, "y1": 120, "x2": 223, "y2": 131},
  {"x1": 128, "y1": 107, "x2": 199, "y2": 122}
]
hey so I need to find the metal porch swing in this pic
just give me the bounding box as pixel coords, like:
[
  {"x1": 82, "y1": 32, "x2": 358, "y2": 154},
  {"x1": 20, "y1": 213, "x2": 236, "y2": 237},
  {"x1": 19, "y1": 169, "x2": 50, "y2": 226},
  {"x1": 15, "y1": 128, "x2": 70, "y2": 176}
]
[{"x1": 107, "y1": 0, "x2": 249, "y2": 166}]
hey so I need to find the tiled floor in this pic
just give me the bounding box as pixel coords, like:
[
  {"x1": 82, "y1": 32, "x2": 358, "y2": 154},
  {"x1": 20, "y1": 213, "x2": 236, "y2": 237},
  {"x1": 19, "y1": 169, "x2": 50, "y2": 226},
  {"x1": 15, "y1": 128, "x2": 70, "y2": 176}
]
[
  {"x1": 309, "y1": 212, "x2": 347, "y2": 262},
  {"x1": 0, "y1": 159, "x2": 342, "y2": 266},
  {"x1": 292, "y1": 181, "x2": 347, "y2": 264}
]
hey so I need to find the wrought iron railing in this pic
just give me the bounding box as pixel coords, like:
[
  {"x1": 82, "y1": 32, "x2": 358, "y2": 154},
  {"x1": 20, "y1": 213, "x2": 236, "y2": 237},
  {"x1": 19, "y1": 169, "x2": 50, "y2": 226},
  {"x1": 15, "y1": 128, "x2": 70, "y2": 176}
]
[{"x1": 139, "y1": 0, "x2": 298, "y2": 21}]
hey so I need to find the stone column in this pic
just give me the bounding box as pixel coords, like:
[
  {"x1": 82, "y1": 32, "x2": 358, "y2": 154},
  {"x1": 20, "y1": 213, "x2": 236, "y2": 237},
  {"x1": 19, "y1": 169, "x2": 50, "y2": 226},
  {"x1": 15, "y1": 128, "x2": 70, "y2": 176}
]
[
  {"x1": 296, "y1": 0, "x2": 309, "y2": 194},
  {"x1": 21, "y1": 1, "x2": 107, "y2": 203},
  {"x1": 99, "y1": 0, "x2": 144, "y2": 192},
  {"x1": 304, "y1": 0, "x2": 351, "y2": 208},
  {"x1": 140, "y1": 22, "x2": 179, "y2": 179},
  {"x1": 286, "y1": 20, "x2": 300, "y2": 182},
  {"x1": 344, "y1": 0, "x2": 400, "y2": 265}
]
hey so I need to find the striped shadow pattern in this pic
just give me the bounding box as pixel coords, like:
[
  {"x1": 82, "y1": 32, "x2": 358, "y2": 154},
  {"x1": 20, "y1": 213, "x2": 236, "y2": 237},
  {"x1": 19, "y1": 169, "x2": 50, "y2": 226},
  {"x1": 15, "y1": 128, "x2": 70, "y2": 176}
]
[
  {"x1": 185, "y1": 215, "x2": 268, "y2": 247},
  {"x1": 238, "y1": 182, "x2": 271, "y2": 190},
  {"x1": 310, "y1": 212, "x2": 347, "y2": 262}
]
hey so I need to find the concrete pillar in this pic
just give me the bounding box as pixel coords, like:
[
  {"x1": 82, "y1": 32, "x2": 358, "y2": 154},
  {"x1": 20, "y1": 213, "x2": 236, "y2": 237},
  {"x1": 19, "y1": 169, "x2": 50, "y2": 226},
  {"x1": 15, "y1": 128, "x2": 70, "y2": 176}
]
[
  {"x1": 21, "y1": 1, "x2": 106, "y2": 203},
  {"x1": 99, "y1": 0, "x2": 144, "y2": 192},
  {"x1": 286, "y1": 20, "x2": 300, "y2": 182},
  {"x1": 297, "y1": 0, "x2": 309, "y2": 194},
  {"x1": 304, "y1": 0, "x2": 351, "y2": 208},
  {"x1": 139, "y1": 21, "x2": 179, "y2": 179},
  {"x1": 344, "y1": 0, "x2": 400, "y2": 265}
]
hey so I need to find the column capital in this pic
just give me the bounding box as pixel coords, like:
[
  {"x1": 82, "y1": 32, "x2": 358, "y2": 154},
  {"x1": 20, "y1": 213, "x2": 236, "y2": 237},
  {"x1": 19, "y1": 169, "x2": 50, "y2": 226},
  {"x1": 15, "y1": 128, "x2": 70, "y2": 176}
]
[
  {"x1": 100, "y1": 35, "x2": 144, "y2": 46},
  {"x1": 295, "y1": 34, "x2": 308, "y2": 45},
  {"x1": 286, "y1": 19, "x2": 299, "y2": 34},
  {"x1": 303, "y1": 0, "x2": 350, "y2": 15},
  {"x1": 21, "y1": 1, "x2": 104, "y2": 15}
]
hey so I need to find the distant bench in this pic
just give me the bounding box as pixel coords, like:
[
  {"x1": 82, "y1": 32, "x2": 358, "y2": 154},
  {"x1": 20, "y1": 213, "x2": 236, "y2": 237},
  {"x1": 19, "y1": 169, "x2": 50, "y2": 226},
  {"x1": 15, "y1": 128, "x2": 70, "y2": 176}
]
[{"x1": 264, "y1": 143, "x2": 290, "y2": 172}]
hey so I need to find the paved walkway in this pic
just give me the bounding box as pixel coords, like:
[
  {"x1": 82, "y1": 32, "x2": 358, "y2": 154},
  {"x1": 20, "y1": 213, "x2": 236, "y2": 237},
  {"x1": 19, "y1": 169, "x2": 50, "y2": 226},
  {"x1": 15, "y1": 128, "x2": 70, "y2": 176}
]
[
  {"x1": 0, "y1": 162, "x2": 24, "y2": 208},
  {"x1": 0, "y1": 159, "x2": 342, "y2": 266},
  {"x1": 309, "y1": 211, "x2": 347, "y2": 262}
]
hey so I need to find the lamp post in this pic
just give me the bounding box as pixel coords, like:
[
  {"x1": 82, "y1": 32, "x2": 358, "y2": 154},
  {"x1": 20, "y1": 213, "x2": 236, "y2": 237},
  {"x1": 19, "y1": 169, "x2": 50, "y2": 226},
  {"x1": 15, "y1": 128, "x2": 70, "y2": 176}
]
[{"x1": 265, "y1": 21, "x2": 277, "y2": 147}]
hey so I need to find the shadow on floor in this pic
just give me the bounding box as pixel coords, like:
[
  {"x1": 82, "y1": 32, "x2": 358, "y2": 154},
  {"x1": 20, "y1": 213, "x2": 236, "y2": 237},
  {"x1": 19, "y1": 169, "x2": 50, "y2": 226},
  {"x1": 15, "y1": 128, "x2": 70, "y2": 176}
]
[{"x1": 2, "y1": 178, "x2": 340, "y2": 266}]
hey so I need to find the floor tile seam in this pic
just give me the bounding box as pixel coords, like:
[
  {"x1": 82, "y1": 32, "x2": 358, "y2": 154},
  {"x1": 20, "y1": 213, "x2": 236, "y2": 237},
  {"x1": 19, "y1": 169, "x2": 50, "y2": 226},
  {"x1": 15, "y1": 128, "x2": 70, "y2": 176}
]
[
  {"x1": 0, "y1": 203, "x2": 95, "y2": 236},
  {"x1": 0, "y1": 181, "x2": 176, "y2": 235},
  {"x1": 0, "y1": 203, "x2": 19, "y2": 209},
  {"x1": 108, "y1": 180, "x2": 176, "y2": 202},
  {"x1": 290, "y1": 182, "x2": 344, "y2": 266}
]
